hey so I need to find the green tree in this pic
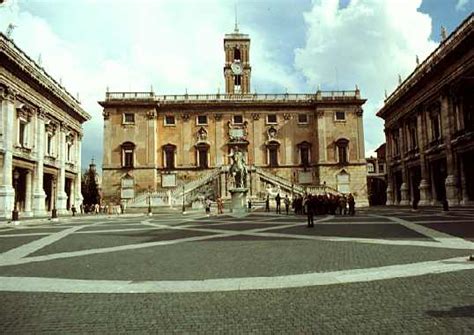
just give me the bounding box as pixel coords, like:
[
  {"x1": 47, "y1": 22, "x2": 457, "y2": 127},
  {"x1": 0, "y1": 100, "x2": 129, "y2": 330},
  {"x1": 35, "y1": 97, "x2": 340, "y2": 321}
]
[{"x1": 81, "y1": 161, "x2": 100, "y2": 207}]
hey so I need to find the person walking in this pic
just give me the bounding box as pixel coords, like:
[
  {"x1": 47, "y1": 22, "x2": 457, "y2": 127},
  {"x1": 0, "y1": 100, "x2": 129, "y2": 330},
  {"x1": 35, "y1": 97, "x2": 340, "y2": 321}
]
[
  {"x1": 284, "y1": 195, "x2": 290, "y2": 215},
  {"x1": 339, "y1": 195, "x2": 347, "y2": 215},
  {"x1": 205, "y1": 198, "x2": 212, "y2": 216},
  {"x1": 275, "y1": 193, "x2": 281, "y2": 214},
  {"x1": 306, "y1": 195, "x2": 314, "y2": 227},
  {"x1": 265, "y1": 195, "x2": 270, "y2": 212},
  {"x1": 216, "y1": 197, "x2": 224, "y2": 214},
  {"x1": 348, "y1": 193, "x2": 356, "y2": 216}
]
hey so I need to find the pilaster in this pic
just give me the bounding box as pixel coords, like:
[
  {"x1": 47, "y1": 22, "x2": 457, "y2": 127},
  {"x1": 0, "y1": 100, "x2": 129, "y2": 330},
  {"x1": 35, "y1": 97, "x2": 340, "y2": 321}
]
[
  {"x1": 56, "y1": 124, "x2": 68, "y2": 214},
  {"x1": 441, "y1": 93, "x2": 459, "y2": 206},
  {"x1": 33, "y1": 108, "x2": 47, "y2": 216},
  {"x1": 0, "y1": 87, "x2": 16, "y2": 218},
  {"x1": 74, "y1": 135, "x2": 83, "y2": 207},
  {"x1": 416, "y1": 109, "x2": 432, "y2": 206}
]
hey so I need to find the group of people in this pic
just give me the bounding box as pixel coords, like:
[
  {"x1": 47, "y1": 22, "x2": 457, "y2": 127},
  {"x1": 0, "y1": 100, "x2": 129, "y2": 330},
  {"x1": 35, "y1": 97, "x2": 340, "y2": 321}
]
[{"x1": 266, "y1": 192, "x2": 356, "y2": 226}]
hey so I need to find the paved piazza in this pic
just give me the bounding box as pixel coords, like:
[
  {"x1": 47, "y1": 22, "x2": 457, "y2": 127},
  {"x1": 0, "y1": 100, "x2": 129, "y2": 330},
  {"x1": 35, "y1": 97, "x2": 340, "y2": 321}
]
[{"x1": 0, "y1": 208, "x2": 473, "y2": 333}]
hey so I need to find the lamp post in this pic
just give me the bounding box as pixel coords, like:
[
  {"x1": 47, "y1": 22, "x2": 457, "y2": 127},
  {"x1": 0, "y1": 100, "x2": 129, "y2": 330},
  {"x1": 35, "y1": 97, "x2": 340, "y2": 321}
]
[
  {"x1": 182, "y1": 184, "x2": 186, "y2": 214},
  {"x1": 12, "y1": 169, "x2": 20, "y2": 222},
  {"x1": 148, "y1": 187, "x2": 152, "y2": 216},
  {"x1": 51, "y1": 176, "x2": 58, "y2": 219}
]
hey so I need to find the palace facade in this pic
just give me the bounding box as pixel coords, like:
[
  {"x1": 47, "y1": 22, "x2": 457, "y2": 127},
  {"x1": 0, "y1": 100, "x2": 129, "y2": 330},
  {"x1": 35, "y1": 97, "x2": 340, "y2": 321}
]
[
  {"x1": 0, "y1": 32, "x2": 90, "y2": 219},
  {"x1": 377, "y1": 14, "x2": 473, "y2": 207},
  {"x1": 100, "y1": 27, "x2": 368, "y2": 207}
]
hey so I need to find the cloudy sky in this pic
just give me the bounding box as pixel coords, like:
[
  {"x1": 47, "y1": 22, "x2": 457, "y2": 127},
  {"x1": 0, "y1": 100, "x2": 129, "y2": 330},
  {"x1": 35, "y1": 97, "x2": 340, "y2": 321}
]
[{"x1": 1, "y1": 0, "x2": 472, "y2": 171}]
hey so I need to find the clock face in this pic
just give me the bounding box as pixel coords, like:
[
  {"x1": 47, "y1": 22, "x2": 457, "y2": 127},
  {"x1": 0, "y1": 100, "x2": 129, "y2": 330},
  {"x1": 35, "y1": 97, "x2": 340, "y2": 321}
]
[{"x1": 231, "y1": 62, "x2": 242, "y2": 75}]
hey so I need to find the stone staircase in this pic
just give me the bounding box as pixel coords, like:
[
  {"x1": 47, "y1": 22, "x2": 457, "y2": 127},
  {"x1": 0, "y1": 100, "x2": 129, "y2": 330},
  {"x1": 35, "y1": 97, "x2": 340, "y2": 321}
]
[{"x1": 126, "y1": 167, "x2": 222, "y2": 208}]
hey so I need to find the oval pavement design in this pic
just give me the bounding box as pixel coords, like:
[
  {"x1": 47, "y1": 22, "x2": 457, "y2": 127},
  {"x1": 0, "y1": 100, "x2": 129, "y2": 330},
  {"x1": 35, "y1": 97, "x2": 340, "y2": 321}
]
[{"x1": 0, "y1": 256, "x2": 472, "y2": 294}]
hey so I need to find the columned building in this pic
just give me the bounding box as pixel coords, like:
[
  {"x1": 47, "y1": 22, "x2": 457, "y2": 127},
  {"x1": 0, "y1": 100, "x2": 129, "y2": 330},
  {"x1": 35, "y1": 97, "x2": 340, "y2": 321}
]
[
  {"x1": 377, "y1": 14, "x2": 473, "y2": 207},
  {"x1": 100, "y1": 26, "x2": 368, "y2": 207},
  {"x1": 0, "y1": 33, "x2": 90, "y2": 219}
]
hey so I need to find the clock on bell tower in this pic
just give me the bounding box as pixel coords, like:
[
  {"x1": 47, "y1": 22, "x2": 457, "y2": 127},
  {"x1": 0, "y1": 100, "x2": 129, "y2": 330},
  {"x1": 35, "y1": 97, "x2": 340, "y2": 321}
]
[{"x1": 223, "y1": 25, "x2": 251, "y2": 94}]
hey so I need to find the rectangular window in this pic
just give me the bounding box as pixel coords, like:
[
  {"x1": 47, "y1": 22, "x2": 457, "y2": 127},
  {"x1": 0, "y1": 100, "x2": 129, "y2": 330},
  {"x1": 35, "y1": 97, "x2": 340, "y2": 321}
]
[
  {"x1": 165, "y1": 150, "x2": 174, "y2": 169},
  {"x1": 197, "y1": 115, "x2": 208, "y2": 125},
  {"x1": 19, "y1": 121, "x2": 27, "y2": 146},
  {"x1": 338, "y1": 146, "x2": 348, "y2": 164},
  {"x1": 266, "y1": 114, "x2": 277, "y2": 124},
  {"x1": 165, "y1": 115, "x2": 176, "y2": 125},
  {"x1": 124, "y1": 150, "x2": 133, "y2": 168},
  {"x1": 67, "y1": 143, "x2": 72, "y2": 162},
  {"x1": 47, "y1": 135, "x2": 53, "y2": 155},
  {"x1": 379, "y1": 164, "x2": 384, "y2": 173},
  {"x1": 233, "y1": 115, "x2": 243, "y2": 124},
  {"x1": 234, "y1": 75, "x2": 241, "y2": 86},
  {"x1": 301, "y1": 147, "x2": 309, "y2": 166},
  {"x1": 410, "y1": 126, "x2": 417, "y2": 149},
  {"x1": 431, "y1": 114, "x2": 441, "y2": 140},
  {"x1": 198, "y1": 149, "x2": 208, "y2": 168},
  {"x1": 269, "y1": 148, "x2": 278, "y2": 167},
  {"x1": 123, "y1": 113, "x2": 135, "y2": 124},
  {"x1": 335, "y1": 111, "x2": 346, "y2": 121},
  {"x1": 298, "y1": 114, "x2": 308, "y2": 124}
]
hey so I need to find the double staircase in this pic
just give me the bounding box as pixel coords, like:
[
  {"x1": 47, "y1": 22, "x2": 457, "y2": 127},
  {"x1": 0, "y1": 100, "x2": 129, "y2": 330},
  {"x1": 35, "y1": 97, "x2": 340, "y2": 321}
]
[{"x1": 126, "y1": 166, "x2": 341, "y2": 208}]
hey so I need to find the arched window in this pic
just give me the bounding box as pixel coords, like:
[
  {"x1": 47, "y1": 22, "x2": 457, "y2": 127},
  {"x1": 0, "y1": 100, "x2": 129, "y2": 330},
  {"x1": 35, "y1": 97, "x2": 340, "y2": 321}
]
[
  {"x1": 195, "y1": 143, "x2": 210, "y2": 169},
  {"x1": 162, "y1": 144, "x2": 176, "y2": 169},
  {"x1": 121, "y1": 142, "x2": 135, "y2": 168},
  {"x1": 297, "y1": 141, "x2": 311, "y2": 167},
  {"x1": 266, "y1": 140, "x2": 280, "y2": 167},
  {"x1": 234, "y1": 47, "x2": 241, "y2": 61},
  {"x1": 336, "y1": 138, "x2": 349, "y2": 164}
]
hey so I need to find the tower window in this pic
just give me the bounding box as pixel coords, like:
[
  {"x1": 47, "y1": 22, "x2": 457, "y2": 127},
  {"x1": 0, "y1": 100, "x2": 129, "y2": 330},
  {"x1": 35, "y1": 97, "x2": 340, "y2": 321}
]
[
  {"x1": 234, "y1": 48, "x2": 241, "y2": 61},
  {"x1": 197, "y1": 115, "x2": 208, "y2": 125},
  {"x1": 234, "y1": 75, "x2": 241, "y2": 86}
]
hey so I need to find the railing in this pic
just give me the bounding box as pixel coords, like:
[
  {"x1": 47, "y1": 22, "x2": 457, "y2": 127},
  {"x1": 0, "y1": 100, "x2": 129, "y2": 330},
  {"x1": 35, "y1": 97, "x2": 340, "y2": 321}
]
[{"x1": 105, "y1": 91, "x2": 360, "y2": 102}]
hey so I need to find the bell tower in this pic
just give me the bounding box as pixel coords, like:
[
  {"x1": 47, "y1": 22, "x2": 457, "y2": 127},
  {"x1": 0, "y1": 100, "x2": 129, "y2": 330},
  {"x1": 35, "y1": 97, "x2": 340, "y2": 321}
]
[{"x1": 224, "y1": 23, "x2": 251, "y2": 94}]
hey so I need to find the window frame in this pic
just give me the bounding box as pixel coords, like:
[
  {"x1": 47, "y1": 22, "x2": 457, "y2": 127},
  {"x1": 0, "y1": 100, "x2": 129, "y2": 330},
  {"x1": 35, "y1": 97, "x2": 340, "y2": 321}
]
[
  {"x1": 196, "y1": 115, "x2": 208, "y2": 126},
  {"x1": 233, "y1": 115, "x2": 244, "y2": 124},
  {"x1": 334, "y1": 111, "x2": 346, "y2": 122},
  {"x1": 164, "y1": 115, "x2": 176, "y2": 126},
  {"x1": 121, "y1": 142, "x2": 136, "y2": 168},
  {"x1": 266, "y1": 114, "x2": 278, "y2": 125},
  {"x1": 297, "y1": 114, "x2": 308, "y2": 124},
  {"x1": 123, "y1": 112, "x2": 135, "y2": 125},
  {"x1": 336, "y1": 138, "x2": 349, "y2": 165}
]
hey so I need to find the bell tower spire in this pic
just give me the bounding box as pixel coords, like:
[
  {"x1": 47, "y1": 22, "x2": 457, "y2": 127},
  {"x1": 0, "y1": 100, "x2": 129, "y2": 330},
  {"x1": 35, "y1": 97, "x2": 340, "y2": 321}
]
[{"x1": 223, "y1": 21, "x2": 251, "y2": 94}]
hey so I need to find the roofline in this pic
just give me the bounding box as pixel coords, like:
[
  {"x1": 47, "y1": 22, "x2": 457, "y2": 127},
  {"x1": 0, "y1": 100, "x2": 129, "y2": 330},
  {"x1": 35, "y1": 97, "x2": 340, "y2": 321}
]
[
  {"x1": 0, "y1": 32, "x2": 91, "y2": 122},
  {"x1": 377, "y1": 13, "x2": 473, "y2": 118}
]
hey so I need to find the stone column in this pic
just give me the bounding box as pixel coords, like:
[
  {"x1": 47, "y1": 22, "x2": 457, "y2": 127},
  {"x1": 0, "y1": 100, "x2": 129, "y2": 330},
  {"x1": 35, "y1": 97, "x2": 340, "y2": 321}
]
[
  {"x1": 0, "y1": 87, "x2": 16, "y2": 219},
  {"x1": 399, "y1": 126, "x2": 409, "y2": 205},
  {"x1": 75, "y1": 135, "x2": 83, "y2": 208},
  {"x1": 32, "y1": 108, "x2": 47, "y2": 216},
  {"x1": 417, "y1": 109, "x2": 431, "y2": 206},
  {"x1": 441, "y1": 93, "x2": 459, "y2": 206},
  {"x1": 56, "y1": 125, "x2": 68, "y2": 214},
  {"x1": 385, "y1": 128, "x2": 394, "y2": 205},
  {"x1": 356, "y1": 108, "x2": 365, "y2": 162},
  {"x1": 316, "y1": 110, "x2": 327, "y2": 163},
  {"x1": 24, "y1": 170, "x2": 33, "y2": 217},
  {"x1": 459, "y1": 156, "x2": 472, "y2": 205}
]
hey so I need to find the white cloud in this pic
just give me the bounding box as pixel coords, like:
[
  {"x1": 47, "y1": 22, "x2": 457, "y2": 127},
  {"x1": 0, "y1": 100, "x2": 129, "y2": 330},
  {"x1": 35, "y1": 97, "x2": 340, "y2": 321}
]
[
  {"x1": 294, "y1": 0, "x2": 438, "y2": 156},
  {"x1": 455, "y1": 0, "x2": 471, "y2": 11},
  {"x1": 1, "y1": 0, "x2": 300, "y2": 169}
]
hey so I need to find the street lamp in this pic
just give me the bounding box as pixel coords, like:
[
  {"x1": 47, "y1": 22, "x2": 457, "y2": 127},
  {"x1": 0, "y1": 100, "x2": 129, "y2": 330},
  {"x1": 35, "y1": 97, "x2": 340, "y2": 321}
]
[
  {"x1": 51, "y1": 176, "x2": 58, "y2": 219},
  {"x1": 148, "y1": 187, "x2": 152, "y2": 216},
  {"x1": 12, "y1": 169, "x2": 20, "y2": 222},
  {"x1": 182, "y1": 184, "x2": 186, "y2": 214}
]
